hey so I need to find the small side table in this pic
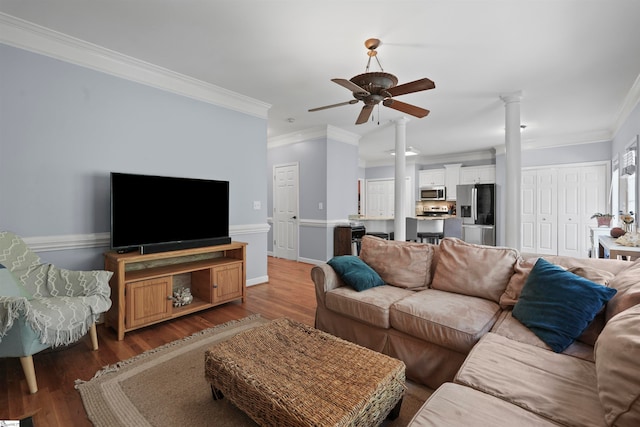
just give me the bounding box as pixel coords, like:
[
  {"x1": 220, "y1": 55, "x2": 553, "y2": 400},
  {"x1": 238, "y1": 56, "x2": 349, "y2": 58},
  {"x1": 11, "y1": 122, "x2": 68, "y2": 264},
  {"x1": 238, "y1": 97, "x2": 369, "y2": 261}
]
[
  {"x1": 590, "y1": 226, "x2": 612, "y2": 258},
  {"x1": 598, "y1": 235, "x2": 640, "y2": 261}
]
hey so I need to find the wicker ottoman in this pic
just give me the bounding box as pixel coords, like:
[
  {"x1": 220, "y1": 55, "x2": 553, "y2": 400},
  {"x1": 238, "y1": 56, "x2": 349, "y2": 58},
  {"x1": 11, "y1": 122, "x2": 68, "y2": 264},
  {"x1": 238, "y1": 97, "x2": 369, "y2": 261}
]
[{"x1": 204, "y1": 317, "x2": 406, "y2": 427}]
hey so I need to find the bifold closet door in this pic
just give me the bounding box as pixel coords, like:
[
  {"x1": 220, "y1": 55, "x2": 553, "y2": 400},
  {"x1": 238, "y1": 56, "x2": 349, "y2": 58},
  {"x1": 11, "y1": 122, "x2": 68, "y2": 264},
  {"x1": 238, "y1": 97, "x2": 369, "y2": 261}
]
[
  {"x1": 557, "y1": 165, "x2": 607, "y2": 257},
  {"x1": 521, "y1": 169, "x2": 558, "y2": 255},
  {"x1": 521, "y1": 164, "x2": 607, "y2": 257}
]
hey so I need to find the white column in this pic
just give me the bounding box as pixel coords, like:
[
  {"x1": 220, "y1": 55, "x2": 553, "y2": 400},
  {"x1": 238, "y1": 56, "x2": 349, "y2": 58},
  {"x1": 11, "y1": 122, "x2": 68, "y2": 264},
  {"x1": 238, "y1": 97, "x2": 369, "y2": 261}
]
[
  {"x1": 500, "y1": 91, "x2": 522, "y2": 250},
  {"x1": 394, "y1": 117, "x2": 409, "y2": 241}
]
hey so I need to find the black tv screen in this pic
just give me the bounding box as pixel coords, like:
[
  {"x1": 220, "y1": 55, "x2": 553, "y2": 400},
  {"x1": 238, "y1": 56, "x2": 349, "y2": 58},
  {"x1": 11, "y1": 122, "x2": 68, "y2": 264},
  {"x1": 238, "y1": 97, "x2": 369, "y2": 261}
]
[{"x1": 110, "y1": 172, "x2": 231, "y2": 254}]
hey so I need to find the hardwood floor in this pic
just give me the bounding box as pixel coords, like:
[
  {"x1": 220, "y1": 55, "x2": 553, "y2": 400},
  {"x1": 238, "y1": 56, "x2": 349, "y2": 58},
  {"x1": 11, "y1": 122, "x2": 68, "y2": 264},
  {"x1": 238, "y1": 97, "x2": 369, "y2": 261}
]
[{"x1": 0, "y1": 256, "x2": 317, "y2": 426}]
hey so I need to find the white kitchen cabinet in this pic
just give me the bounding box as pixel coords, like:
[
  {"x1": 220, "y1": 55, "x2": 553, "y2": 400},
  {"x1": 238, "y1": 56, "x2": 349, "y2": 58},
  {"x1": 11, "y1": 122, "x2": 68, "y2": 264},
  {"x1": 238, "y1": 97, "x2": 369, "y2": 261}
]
[
  {"x1": 419, "y1": 169, "x2": 445, "y2": 187},
  {"x1": 459, "y1": 165, "x2": 496, "y2": 184},
  {"x1": 444, "y1": 164, "x2": 462, "y2": 200}
]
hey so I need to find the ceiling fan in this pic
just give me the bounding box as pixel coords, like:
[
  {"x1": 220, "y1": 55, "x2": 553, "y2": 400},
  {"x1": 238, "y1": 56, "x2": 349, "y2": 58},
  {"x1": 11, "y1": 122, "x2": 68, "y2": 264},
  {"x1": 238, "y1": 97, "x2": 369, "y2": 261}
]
[{"x1": 309, "y1": 38, "x2": 435, "y2": 125}]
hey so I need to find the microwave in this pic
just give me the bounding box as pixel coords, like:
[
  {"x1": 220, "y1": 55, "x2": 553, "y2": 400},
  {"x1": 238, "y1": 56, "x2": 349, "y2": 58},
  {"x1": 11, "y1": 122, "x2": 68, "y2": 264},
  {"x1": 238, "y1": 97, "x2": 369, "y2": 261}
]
[{"x1": 421, "y1": 186, "x2": 446, "y2": 201}]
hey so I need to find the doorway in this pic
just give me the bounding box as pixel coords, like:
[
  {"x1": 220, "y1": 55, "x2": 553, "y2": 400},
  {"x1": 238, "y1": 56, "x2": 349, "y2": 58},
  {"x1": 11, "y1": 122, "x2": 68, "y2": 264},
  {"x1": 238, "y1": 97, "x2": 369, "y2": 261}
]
[{"x1": 273, "y1": 163, "x2": 299, "y2": 260}]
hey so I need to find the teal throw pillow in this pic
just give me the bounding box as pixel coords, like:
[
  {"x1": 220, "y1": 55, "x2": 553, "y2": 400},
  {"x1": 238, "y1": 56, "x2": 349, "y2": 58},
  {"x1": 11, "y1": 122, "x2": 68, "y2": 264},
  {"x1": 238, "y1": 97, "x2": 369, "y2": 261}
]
[
  {"x1": 327, "y1": 256, "x2": 385, "y2": 292},
  {"x1": 0, "y1": 264, "x2": 33, "y2": 299},
  {"x1": 512, "y1": 258, "x2": 617, "y2": 353}
]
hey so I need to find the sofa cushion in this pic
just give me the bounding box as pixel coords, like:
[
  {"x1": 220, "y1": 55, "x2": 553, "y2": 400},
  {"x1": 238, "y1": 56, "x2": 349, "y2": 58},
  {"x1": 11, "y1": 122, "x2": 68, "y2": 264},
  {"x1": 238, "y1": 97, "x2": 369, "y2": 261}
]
[
  {"x1": 490, "y1": 310, "x2": 595, "y2": 361},
  {"x1": 359, "y1": 235, "x2": 437, "y2": 289},
  {"x1": 390, "y1": 289, "x2": 501, "y2": 353},
  {"x1": 455, "y1": 332, "x2": 605, "y2": 427},
  {"x1": 499, "y1": 256, "x2": 536, "y2": 308},
  {"x1": 512, "y1": 258, "x2": 617, "y2": 353},
  {"x1": 501, "y1": 260, "x2": 614, "y2": 346},
  {"x1": 605, "y1": 258, "x2": 640, "y2": 322},
  {"x1": 500, "y1": 258, "x2": 615, "y2": 309},
  {"x1": 595, "y1": 303, "x2": 640, "y2": 426},
  {"x1": 431, "y1": 238, "x2": 518, "y2": 303},
  {"x1": 327, "y1": 255, "x2": 384, "y2": 291},
  {"x1": 325, "y1": 285, "x2": 415, "y2": 329},
  {"x1": 408, "y1": 382, "x2": 560, "y2": 427}
]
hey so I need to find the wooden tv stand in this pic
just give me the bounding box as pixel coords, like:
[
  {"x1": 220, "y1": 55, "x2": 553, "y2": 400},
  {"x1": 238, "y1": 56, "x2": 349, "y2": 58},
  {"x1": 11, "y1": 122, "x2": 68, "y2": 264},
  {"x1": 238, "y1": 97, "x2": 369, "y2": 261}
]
[{"x1": 104, "y1": 242, "x2": 247, "y2": 340}]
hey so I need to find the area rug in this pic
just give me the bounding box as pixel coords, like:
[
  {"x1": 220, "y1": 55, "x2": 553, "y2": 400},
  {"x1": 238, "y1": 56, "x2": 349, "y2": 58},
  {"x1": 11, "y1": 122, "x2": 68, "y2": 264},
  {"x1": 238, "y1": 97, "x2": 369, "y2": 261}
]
[{"x1": 76, "y1": 315, "x2": 431, "y2": 426}]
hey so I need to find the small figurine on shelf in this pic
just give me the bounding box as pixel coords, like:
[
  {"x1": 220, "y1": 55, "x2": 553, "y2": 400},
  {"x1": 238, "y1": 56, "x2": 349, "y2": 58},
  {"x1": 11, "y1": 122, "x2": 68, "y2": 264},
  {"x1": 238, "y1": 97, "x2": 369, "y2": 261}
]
[
  {"x1": 172, "y1": 287, "x2": 194, "y2": 307},
  {"x1": 621, "y1": 211, "x2": 635, "y2": 233}
]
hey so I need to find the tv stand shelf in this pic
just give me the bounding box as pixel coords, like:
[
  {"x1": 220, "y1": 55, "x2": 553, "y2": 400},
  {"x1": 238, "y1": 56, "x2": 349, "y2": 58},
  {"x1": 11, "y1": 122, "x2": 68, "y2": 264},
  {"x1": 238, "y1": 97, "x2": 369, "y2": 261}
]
[{"x1": 104, "y1": 242, "x2": 247, "y2": 340}]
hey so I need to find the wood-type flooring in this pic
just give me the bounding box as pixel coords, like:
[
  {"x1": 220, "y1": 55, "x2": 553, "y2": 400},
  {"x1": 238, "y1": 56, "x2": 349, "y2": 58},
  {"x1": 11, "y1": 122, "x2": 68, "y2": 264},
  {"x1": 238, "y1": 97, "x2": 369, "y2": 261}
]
[{"x1": 0, "y1": 256, "x2": 316, "y2": 426}]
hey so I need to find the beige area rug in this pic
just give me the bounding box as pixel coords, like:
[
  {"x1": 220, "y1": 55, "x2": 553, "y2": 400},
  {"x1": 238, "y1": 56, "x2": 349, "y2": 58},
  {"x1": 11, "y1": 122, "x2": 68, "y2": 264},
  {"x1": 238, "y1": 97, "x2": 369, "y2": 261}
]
[{"x1": 76, "y1": 315, "x2": 432, "y2": 426}]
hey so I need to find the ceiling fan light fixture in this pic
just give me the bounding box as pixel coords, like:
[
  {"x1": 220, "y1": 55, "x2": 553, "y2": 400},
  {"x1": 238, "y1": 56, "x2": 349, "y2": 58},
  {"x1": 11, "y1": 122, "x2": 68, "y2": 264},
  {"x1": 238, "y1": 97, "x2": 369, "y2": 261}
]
[
  {"x1": 308, "y1": 38, "x2": 434, "y2": 124},
  {"x1": 389, "y1": 146, "x2": 420, "y2": 156}
]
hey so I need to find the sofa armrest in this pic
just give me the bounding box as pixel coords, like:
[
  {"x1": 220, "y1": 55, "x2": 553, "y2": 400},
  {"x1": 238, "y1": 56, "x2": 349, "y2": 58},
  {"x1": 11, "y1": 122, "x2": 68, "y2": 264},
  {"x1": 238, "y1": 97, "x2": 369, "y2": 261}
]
[{"x1": 311, "y1": 263, "x2": 346, "y2": 308}]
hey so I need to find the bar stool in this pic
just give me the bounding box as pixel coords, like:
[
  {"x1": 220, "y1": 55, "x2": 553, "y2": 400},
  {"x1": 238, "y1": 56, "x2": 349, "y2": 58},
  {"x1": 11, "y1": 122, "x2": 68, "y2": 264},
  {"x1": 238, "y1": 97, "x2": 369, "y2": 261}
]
[
  {"x1": 366, "y1": 232, "x2": 391, "y2": 240},
  {"x1": 417, "y1": 232, "x2": 443, "y2": 244}
]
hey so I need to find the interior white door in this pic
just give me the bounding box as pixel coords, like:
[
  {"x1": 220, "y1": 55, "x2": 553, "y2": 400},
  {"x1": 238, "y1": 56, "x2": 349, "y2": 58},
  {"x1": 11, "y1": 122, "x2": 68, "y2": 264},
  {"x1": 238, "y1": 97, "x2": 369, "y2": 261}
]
[
  {"x1": 273, "y1": 163, "x2": 299, "y2": 260},
  {"x1": 520, "y1": 170, "x2": 537, "y2": 253},
  {"x1": 366, "y1": 179, "x2": 394, "y2": 217},
  {"x1": 557, "y1": 167, "x2": 581, "y2": 257},
  {"x1": 522, "y1": 163, "x2": 607, "y2": 258},
  {"x1": 581, "y1": 165, "x2": 607, "y2": 255},
  {"x1": 536, "y1": 168, "x2": 558, "y2": 255}
]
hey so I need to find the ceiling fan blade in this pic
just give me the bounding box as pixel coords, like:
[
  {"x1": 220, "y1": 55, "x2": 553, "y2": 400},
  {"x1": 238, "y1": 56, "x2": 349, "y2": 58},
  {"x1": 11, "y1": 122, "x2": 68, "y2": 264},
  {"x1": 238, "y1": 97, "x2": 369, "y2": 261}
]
[
  {"x1": 308, "y1": 99, "x2": 358, "y2": 112},
  {"x1": 355, "y1": 105, "x2": 374, "y2": 125},
  {"x1": 383, "y1": 99, "x2": 430, "y2": 118},
  {"x1": 386, "y1": 78, "x2": 435, "y2": 97},
  {"x1": 332, "y1": 78, "x2": 370, "y2": 96}
]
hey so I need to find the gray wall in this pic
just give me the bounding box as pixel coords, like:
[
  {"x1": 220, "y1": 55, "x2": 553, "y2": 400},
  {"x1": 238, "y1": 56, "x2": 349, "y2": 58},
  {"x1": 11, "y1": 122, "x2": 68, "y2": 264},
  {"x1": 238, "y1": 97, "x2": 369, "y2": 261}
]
[{"x1": 0, "y1": 44, "x2": 269, "y2": 282}]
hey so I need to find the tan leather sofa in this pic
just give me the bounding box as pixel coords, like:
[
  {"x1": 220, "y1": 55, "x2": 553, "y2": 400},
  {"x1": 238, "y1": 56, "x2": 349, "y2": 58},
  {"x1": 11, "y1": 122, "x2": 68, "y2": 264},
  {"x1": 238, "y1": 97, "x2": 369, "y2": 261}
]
[{"x1": 311, "y1": 236, "x2": 640, "y2": 426}]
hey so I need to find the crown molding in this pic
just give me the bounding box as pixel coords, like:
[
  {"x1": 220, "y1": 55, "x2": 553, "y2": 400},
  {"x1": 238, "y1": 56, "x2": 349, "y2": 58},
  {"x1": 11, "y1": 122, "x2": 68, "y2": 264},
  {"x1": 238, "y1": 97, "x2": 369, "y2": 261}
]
[
  {"x1": 613, "y1": 72, "x2": 640, "y2": 136},
  {"x1": 493, "y1": 128, "x2": 613, "y2": 155},
  {"x1": 0, "y1": 13, "x2": 270, "y2": 119},
  {"x1": 267, "y1": 125, "x2": 360, "y2": 148}
]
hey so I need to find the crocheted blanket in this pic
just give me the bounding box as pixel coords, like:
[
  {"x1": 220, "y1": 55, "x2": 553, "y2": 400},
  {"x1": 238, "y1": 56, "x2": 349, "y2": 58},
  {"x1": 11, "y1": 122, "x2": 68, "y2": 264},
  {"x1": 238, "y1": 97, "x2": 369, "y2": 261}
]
[{"x1": 0, "y1": 231, "x2": 112, "y2": 347}]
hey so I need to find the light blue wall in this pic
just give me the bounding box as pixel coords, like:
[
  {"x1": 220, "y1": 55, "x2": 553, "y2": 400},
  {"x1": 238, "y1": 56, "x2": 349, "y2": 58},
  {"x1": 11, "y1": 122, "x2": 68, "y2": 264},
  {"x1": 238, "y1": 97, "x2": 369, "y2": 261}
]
[
  {"x1": 521, "y1": 140, "x2": 612, "y2": 167},
  {"x1": 611, "y1": 101, "x2": 640, "y2": 221},
  {"x1": 267, "y1": 135, "x2": 358, "y2": 262},
  {"x1": 0, "y1": 44, "x2": 269, "y2": 282},
  {"x1": 327, "y1": 140, "x2": 358, "y2": 220}
]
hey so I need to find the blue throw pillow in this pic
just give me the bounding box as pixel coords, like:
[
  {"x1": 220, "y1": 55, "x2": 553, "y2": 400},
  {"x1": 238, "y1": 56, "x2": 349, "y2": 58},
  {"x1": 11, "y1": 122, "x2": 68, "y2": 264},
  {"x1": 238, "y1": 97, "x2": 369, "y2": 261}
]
[
  {"x1": 512, "y1": 258, "x2": 617, "y2": 352},
  {"x1": 327, "y1": 256, "x2": 385, "y2": 292}
]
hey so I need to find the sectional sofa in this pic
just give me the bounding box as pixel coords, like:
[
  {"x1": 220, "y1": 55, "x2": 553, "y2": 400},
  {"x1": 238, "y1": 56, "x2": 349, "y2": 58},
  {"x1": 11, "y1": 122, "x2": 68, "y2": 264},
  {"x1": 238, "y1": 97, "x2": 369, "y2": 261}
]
[{"x1": 311, "y1": 235, "x2": 640, "y2": 426}]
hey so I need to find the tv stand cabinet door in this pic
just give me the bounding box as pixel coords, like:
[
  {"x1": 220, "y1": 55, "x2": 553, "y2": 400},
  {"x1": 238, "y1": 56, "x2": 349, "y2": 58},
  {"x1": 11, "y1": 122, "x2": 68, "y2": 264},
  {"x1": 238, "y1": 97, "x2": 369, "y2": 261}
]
[
  {"x1": 126, "y1": 277, "x2": 173, "y2": 329},
  {"x1": 211, "y1": 262, "x2": 243, "y2": 304}
]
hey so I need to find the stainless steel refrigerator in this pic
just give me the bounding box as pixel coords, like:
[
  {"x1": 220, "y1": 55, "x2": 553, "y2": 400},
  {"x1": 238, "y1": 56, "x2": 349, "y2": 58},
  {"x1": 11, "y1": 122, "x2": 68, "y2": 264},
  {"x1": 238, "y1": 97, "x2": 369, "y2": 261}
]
[{"x1": 456, "y1": 184, "x2": 496, "y2": 246}]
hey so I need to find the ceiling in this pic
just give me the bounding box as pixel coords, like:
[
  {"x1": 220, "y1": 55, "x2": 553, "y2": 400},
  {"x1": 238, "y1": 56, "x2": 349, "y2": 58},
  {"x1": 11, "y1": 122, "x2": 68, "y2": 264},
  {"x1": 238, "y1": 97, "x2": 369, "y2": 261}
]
[{"x1": 2, "y1": 0, "x2": 640, "y2": 165}]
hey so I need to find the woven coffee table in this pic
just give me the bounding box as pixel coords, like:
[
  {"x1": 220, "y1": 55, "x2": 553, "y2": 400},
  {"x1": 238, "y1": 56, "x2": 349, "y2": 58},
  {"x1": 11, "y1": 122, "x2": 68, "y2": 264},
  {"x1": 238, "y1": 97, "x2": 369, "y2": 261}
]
[{"x1": 204, "y1": 317, "x2": 406, "y2": 427}]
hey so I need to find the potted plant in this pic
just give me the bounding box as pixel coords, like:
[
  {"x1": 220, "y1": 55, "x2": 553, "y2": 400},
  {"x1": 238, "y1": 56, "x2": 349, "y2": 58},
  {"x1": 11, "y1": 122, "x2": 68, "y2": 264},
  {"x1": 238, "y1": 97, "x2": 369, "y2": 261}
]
[{"x1": 591, "y1": 213, "x2": 614, "y2": 227}]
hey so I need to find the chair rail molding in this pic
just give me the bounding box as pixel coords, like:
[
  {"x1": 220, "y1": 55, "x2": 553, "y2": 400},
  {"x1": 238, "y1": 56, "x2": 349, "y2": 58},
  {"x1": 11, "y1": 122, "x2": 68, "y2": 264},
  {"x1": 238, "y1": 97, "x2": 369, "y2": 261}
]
[{"x1": 21, "y1": 224, "x2": 271, "y2": 252}]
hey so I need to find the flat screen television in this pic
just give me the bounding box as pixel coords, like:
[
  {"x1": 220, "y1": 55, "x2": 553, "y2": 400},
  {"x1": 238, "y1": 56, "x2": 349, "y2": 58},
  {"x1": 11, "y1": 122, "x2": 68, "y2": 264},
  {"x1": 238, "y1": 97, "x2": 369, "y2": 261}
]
[{"x1": 110, "y1": 172, "x2": 231, "y2": 254}]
